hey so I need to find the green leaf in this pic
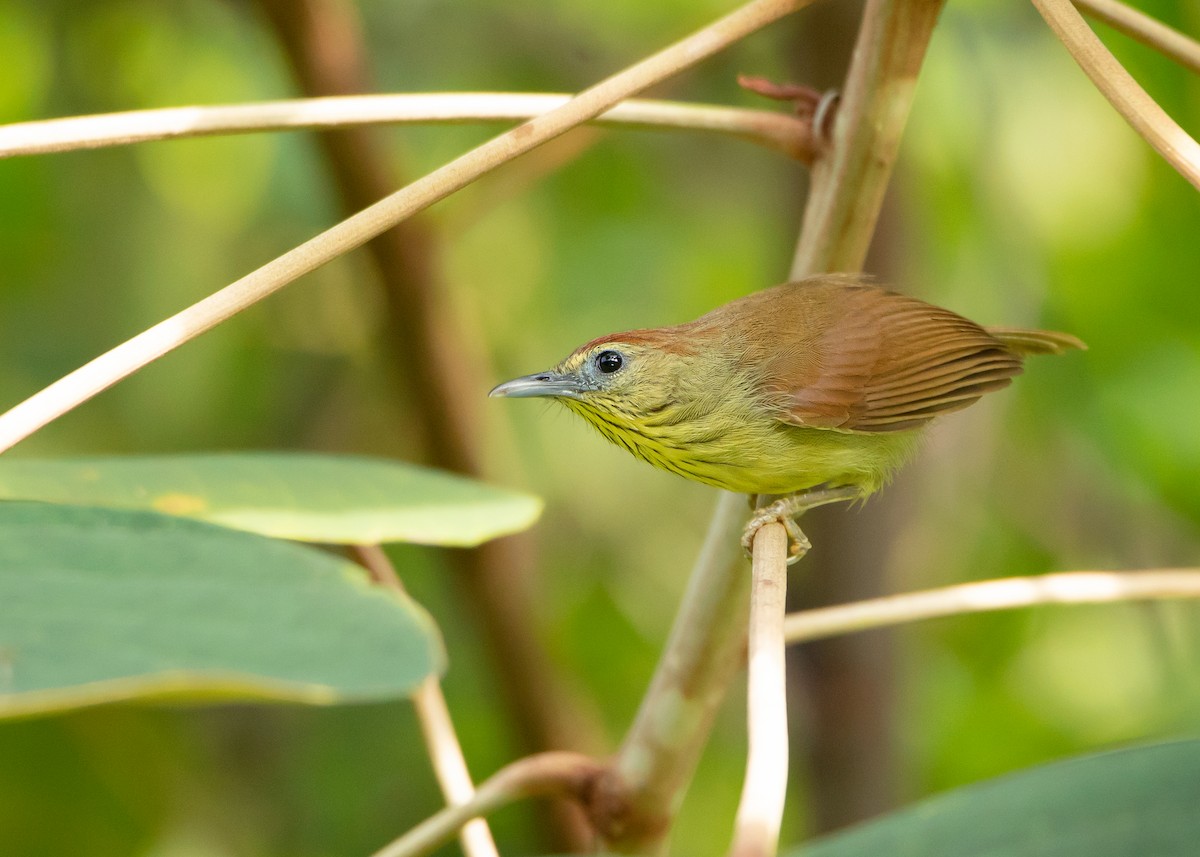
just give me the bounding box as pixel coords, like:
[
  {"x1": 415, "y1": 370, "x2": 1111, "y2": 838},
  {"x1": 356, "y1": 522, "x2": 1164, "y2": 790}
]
[
  {"x1": 789, "y1": 740, "x2": 1200, "y2": 857},
  {"x1": 0, "y1": 502, "x2": 444, "y2": 718},
  {"x1": 0, "y1": 453, "x2": 541, "y2": 546}
]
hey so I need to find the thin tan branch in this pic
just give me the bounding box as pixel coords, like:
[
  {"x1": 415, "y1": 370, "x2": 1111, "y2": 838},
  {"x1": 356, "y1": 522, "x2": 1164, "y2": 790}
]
[
  {"x1": 729, "y1": 521, "x2": 791, "y2": 857},
  {"x1": 370, "y1": 752, "x2": 603, "y2": 857},
  {"x1": 784, "y1": 570, "x2": 1200, "y2": 644},
  {"x1": 0, "y1": 93, "x2": 815, "y2": 162},
  {"x1": 1030, "y1": 0, "x2": 1200, "y2": 189},
  {"x1": 1073, "y1": 0, "x2": 1200, "y2": 75},
  {"x1": 410, "y1": 680, "x2": 499, "y2": 857},
  {"x1": 355, "y1": 545, "x2": 498, "y2": 857},
  {"x1": 0, "y1": 0, "x2": 808, "y2": 454}
]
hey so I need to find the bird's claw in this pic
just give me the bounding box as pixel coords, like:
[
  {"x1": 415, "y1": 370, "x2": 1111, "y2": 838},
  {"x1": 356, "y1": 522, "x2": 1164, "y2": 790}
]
[
  {"x1": 741, "y1": 500, "x2": 812, "y2": 566},
  {"x1": 741, "y1": 486, "x2": 861, "y2": 566}
]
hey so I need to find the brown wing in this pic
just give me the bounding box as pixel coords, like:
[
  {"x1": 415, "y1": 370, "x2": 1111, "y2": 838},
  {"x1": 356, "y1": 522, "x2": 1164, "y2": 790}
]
[{"x1": 746, "y1": 278, "x2": 1024, "y2": 433}]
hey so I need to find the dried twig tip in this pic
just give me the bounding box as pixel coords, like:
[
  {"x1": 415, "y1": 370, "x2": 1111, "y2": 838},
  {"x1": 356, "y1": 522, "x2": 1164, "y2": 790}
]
[{"x1": 737, "y1": 74, "x2": 822, "y2": 114}]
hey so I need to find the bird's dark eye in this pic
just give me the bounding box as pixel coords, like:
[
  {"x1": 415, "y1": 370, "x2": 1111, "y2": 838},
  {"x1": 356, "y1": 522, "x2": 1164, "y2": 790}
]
[{"x1": 595, "y1": 350, "x2": 623, "y2": 374}]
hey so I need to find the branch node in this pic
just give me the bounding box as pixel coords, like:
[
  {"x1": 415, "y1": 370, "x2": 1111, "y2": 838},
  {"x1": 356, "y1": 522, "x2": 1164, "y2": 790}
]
[
  {"x1": 585, "y1": 767, "x2": 672, "y2": 845},
  {"x1": 737, "y1": 74, "x2": 835, "y2": 161},
  {"x1": 813, "y1": 90, "x2": 841, "y2": 150}
]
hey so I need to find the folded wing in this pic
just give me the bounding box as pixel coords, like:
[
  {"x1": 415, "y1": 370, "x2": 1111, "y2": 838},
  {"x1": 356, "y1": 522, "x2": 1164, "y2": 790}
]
[{"x1": 756, "y1": 279, "x2": 1066, "y2": 433}]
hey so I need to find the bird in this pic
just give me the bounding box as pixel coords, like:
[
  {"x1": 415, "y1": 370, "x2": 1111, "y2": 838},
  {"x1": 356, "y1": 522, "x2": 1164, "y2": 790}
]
[{"x1": 490, "y1": 275, "x2": 1084, "y2": 561}]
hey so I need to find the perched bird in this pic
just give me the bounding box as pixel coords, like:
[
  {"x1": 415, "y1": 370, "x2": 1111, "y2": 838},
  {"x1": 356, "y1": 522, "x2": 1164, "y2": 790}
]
[{"x1": 490, "y1": 275, "x2": 1083, "y2": 557}]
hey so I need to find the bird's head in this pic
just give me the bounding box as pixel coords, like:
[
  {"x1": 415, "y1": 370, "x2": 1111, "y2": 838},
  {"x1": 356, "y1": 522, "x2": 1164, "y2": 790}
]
[{"x1": 489, "y1": 332, "x2": 689, "y2": 425}]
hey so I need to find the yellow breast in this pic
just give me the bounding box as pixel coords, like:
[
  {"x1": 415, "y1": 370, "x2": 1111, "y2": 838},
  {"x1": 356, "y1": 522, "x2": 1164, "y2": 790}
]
[{"x1": 563, "y1": 397, "x2": 919, "y2": 496}]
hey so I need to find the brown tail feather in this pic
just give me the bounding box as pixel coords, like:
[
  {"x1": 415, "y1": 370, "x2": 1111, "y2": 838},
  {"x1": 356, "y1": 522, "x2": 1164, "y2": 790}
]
[{"x1": 987, "y1": 327, "x2": 1087, "y2": 356}]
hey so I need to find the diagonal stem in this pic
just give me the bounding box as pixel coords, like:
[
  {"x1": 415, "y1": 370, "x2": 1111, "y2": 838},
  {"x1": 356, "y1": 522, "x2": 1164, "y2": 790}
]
[
  {"x1": 355, "y1": 545, "x2": 498, "y2": 857},
  {"x1": 0, "y1": 0, "x2": 810, "y2": 454},
  {"x1": 1030, "y1": 0, "x2": 1200, "y2": 189},
  {"x1": 1073, "y1": 0, "x2": 1200, "y2": 75}
]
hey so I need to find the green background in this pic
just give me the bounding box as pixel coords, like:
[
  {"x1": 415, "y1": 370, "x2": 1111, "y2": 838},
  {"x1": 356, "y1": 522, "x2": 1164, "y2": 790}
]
[{"x1": 0, "y1": 0, "x2": 1197, "y2": 854}]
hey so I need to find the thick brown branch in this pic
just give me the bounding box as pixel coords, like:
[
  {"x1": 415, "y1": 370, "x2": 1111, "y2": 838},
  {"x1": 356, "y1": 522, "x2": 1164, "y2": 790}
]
[{"x1": 257, "y1": 0, "x2": 592, "y2": 848}]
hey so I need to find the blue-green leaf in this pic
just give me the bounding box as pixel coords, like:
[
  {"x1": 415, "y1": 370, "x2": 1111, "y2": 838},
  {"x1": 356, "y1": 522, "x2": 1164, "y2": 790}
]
[
  {"x1": 789, "y1": 740, "x2": 1200, "y2": 857},
  {"x1": 0, "y1": 502, "x2": 444, "y2": 718}
]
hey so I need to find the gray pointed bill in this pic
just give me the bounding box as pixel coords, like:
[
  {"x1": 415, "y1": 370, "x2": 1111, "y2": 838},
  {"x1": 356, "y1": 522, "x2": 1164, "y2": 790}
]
[{"x1": 489, "y1": 370, "x2": 584, "y2": 399}]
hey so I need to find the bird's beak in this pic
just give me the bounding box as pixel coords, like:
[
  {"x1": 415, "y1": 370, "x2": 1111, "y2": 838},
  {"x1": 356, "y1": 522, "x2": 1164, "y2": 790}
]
[{"x1": 489, "y1": 370, "x2": 583, "y2": 399}]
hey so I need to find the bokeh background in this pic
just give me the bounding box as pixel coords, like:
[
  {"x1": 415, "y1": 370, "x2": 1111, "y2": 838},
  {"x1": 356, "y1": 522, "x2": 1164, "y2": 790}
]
[{"x1": 1, "y1": 0, "x2": 1197, "y2": 854}]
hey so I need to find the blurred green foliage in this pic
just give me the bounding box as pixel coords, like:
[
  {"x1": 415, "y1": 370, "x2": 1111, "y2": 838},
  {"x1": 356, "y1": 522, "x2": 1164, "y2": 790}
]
[{"x1": 0, "y1": 0, "x2": 1197, "y2": 854}]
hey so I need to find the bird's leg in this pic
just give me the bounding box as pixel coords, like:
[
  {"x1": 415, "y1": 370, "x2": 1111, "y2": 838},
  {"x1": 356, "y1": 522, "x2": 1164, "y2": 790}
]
[{"x1": 741, "y1": 486, "x2": 861, "y2": 566}]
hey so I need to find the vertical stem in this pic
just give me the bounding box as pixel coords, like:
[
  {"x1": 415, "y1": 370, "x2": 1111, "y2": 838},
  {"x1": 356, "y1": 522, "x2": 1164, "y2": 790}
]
[
  {"x1": 729, "y1": 521, "x2": 791, "y2": 857},
  {"x1": 791, "y1": 0, "x2": 947, "y2": 275},
  {"x1": 783, "y1": 0, "x2": 946, "y2": 838},
  {"x1": 782, "y1": 4, "x2": 905, "y2": 832}
]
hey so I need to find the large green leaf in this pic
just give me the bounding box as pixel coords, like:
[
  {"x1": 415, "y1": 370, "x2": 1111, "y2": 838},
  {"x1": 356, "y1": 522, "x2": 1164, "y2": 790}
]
[
  {"x1": 790, "y1": 740, "x2": 1200, "y2": 857},
  {"x1": 0, "y1": 453, "x2": 541, "y2": 546},
  {"x1": 0, "y1": 502, "x2": 444, "y2": 718}
]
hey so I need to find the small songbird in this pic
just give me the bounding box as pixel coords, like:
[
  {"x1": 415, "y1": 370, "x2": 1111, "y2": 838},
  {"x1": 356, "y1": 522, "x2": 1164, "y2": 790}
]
[{"x1": 490, "y1": 275, "x2": 1083, "y2": 558}]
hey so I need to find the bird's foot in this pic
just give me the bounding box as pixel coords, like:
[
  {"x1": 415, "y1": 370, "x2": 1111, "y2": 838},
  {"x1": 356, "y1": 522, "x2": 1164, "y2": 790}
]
[
  {"x1": 741, "y1": 502, "x2": 812, "y2": 565},
  {"x1": 740, "y1": 486, "x2": 862, "y2": 567}
]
